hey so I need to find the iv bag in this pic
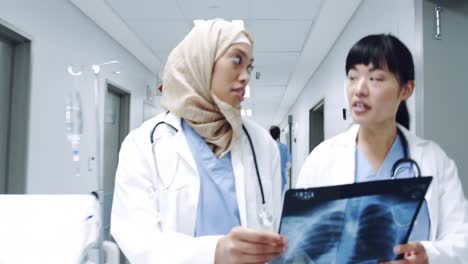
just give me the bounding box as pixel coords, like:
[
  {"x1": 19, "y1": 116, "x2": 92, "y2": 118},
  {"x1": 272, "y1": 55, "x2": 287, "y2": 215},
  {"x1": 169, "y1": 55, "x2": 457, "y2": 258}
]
[{"x1": 65, "y1": 89, "x2": 83, "y2": 176}]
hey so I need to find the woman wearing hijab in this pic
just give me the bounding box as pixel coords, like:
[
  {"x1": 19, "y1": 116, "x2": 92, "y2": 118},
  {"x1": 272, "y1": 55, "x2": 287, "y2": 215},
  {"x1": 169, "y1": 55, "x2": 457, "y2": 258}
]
[{"x1": 111, "y1": 19, "x2": 287, "y2": 264}]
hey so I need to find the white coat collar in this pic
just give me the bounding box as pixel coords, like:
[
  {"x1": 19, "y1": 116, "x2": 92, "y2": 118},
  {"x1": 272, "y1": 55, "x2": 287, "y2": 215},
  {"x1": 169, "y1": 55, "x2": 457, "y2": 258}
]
[
  {"x1": 397, "y1": 125, "x2": 434, "y2": 203},
  {"x1": 329, "y1": 125, "x2": 358, "y2": 185},
  {"x1": 397, "y1": 124, "x2": 428, "y2": 168},
  {"x1": 336, "y1": 123, "x2": 430, "y2": 183},
  {"x1": 230, "y1": 133, "x2": 248, "y2": 226},
  {"x1": 163, "y1": 113, "x2": 197, "y2": 173},
  {"x1": 162, "y1": 112, "x2": 249, "y2": 226}
]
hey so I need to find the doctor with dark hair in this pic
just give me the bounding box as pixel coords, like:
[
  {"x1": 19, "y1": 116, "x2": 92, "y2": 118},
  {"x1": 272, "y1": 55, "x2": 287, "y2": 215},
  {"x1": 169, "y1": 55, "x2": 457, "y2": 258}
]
[
  {"x1": 296, "y1": 34, "x2": 468, "y2": 263},
  {"x1": 269, "y1": 126, "x2": 292, "y2": 191}
]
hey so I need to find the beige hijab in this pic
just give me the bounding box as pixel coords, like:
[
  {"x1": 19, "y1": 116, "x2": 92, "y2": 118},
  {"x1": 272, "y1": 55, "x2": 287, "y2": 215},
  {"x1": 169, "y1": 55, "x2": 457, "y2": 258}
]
[{"x1": 160, "y1": 19, "x2": 253, "y2": 157}]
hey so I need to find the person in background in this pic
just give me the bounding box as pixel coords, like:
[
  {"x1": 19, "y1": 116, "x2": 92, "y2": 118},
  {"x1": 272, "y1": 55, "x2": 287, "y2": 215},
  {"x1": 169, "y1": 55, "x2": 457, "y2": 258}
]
[
  {"x1": 111, "y1": 19, "x2": 287, "y2": 264},
  {"x1": 296, "y1": 34, "x2": 468, "y2": 263},
  {"x1": 270, "y1": 126, "x2": 292, "y2": 191}
]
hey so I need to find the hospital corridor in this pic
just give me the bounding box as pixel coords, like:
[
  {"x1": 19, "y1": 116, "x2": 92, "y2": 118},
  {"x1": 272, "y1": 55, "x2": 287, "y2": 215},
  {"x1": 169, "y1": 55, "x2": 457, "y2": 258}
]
[{"x1": 1, "y1": 0, "x2": 468, "y2": 263}]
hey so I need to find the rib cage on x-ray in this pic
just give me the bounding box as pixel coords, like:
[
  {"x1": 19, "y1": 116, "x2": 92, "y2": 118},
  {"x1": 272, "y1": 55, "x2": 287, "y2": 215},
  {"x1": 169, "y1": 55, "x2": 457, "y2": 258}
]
[
  {"x1": 278, "y1": 197, "x2": 407, "y2": 264},
  {"x1": 298, "y1": 210, "x2": 345, "y2": 262},
  {"x1": 347, "y1": 203, "x2": 397, "y2": 263}
]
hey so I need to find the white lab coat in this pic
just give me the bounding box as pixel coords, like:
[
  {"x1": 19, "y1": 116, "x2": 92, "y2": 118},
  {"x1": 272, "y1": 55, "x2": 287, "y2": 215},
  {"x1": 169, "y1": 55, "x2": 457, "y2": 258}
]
[
  {"x1": 296, "y1": 124, "x2": 468, "y2": 263},
  {"x1": 111, "y1": 112, "x2": 282, "y2": 264}
]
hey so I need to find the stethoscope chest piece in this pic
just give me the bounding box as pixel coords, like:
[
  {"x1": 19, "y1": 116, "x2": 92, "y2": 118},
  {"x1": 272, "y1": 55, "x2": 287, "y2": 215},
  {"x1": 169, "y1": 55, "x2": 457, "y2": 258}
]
[{"x1": 258, "y1": 204, "x2": 273, "y2": 229}]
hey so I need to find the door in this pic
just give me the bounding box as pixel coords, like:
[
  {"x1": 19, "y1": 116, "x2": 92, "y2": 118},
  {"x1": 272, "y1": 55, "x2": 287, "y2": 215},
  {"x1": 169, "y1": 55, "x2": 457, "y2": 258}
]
[
  {"x1": 0, "y1": 24, "x2": 31, "y2": 194},
  {"x1": 0, "y1": 37, "x2": 13, "y2": 194},
  {"x1": 309, "y1": 100, "x2": 324, "y2": 153},
  {"x1": 103, "y1": 83, "x2": 130, "y2": 241}
]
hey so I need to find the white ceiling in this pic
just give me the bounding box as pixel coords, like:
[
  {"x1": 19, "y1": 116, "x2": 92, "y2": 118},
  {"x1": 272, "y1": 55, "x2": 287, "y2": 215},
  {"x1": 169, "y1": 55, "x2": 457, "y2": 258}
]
[{"x1": 71, "y1": 0, "x2": 361, "y2": 128}]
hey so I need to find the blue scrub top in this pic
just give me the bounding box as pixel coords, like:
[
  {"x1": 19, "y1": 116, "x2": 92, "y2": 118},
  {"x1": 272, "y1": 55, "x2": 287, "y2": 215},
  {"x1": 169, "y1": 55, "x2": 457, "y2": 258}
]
[
  {"x1": 278, "y1": 142, "x2": 292, "y2": 192},
  {"x1": 355, "y1": 133, "x2": 430, "y2": 241},
  {"x1": 182, "y1": 120, "x2": 241, "y2": 236}
]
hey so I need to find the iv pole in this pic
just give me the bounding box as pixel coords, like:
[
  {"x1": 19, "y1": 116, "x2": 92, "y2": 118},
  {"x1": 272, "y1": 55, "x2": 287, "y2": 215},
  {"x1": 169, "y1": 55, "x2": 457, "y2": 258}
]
[
  {"x1": 91, "y1": 60, "x2": 120, "y2": 264},
  {"x1": 68, "y1": 60, "x2": 120, "y2": 264},
  {"x1": 91, "y1": 63, "x2": 105, "y2": 264}
]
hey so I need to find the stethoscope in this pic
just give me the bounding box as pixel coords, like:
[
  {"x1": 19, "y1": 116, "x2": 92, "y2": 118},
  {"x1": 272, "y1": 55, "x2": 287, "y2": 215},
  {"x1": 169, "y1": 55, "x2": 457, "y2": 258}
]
[
  {"x1": 390, "y1": 128, "x2": 422, "y2": 179},
  {"x1": 150, "y1": 117, "x2": 273, "y2": 228}
]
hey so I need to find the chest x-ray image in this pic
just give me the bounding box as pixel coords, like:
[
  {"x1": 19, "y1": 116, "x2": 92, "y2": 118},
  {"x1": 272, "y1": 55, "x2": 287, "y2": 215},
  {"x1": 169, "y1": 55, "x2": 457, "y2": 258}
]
[{"x1": 272, "y1": 177, "x2": 432, "y2": 264}]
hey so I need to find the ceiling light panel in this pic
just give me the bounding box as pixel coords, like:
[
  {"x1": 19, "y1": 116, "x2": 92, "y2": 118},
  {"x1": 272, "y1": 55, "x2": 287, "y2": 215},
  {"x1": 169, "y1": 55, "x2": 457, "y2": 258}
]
[
  {"x1": 128, "y1": 21, "x2": 191, "y2": 54},
  {"x1": 177, "y1": 0, "x2": 249, "y2": 20},
  {"x1": 251, "y1": 0, "x2": 323, "y2": 20},
  {"x1": 107, "y1": 0, "x2": 184, "y2": 20},
  {"x1": 248, "y1": 20, "x2": 311, "y2": 52}
]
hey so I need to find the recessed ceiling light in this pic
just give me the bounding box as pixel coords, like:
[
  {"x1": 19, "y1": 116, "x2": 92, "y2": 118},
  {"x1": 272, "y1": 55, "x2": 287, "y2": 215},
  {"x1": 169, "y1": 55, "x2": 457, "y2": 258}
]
[{"x1": 103, "y1": 60, "x2": 120, "y2": 65}]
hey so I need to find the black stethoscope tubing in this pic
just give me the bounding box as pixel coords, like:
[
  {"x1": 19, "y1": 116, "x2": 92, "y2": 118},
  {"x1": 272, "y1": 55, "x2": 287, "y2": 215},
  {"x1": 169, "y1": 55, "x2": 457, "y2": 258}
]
[
  {"x1": 242, "y1": 124, "x2": 266, "y2": 204},
  {"x1": 390, "y1": 127, "x2": 422, "y2": 178},
  {"x1": 150, "y1": 120, "x2": 266, "y2": 205}
]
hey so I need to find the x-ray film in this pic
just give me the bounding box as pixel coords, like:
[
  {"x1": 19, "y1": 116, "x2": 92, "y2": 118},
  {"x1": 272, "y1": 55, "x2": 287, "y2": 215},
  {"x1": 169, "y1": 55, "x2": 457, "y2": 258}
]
[{"x1": 272, "y1": 177, "x2": 432, "y2": 264}]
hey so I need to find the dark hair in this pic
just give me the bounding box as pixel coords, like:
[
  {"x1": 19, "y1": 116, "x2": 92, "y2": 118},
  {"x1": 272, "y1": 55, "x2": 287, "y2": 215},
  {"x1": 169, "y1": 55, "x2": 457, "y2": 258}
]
[
  {"x1": 345, "y1": 34, "x2": 413, "y2": 129},
  {"x1": 269, "y1": 126, "x2": 280, "y2": 140}
]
